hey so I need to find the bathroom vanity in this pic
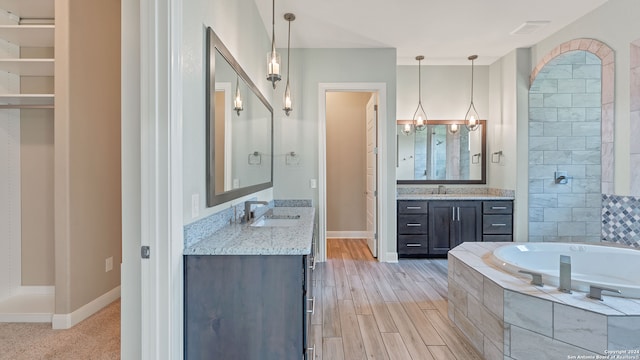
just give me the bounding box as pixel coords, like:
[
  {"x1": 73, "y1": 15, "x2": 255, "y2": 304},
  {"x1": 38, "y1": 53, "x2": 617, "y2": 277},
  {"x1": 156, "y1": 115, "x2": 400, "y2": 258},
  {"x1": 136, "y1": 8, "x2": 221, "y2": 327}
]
[
  {"x1": 397, "y1": 195, "x2": 514, "y2": 257},
  {"x1": 183, "y1": 207, "x2": 316, "y2": 360}
]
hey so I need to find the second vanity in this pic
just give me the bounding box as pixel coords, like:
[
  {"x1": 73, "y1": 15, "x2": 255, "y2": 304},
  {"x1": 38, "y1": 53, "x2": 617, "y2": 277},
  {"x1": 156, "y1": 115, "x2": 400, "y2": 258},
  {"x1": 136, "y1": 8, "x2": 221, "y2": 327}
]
[
  {"x1": 183, "y1": 206, "x2": 316, "y2": 360},
  {"x1": 397, "y1": 193, "x2": 514, "y2": 257}
]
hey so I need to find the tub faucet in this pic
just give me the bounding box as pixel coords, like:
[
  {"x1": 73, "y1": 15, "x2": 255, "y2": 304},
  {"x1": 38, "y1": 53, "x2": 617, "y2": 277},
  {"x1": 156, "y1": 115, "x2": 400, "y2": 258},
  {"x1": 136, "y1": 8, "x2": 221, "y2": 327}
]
[
  {"x1": 587, "y1": 285, "x2": 621, "y2": 301},
  {"x1": 558, "y1": 255, "x2": 572, "y2": 293},
  {"x1": 244, "y1": 200, "x2": 268, "y2": 223}
]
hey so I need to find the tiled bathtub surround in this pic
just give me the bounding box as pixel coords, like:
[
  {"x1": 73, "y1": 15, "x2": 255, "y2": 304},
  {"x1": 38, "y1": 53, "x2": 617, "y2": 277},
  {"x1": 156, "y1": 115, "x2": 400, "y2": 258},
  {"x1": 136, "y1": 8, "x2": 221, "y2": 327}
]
[
  {"x1": 529, "y1": 50, "x2": 603, "y2": 243},
  {"x1": 448, "y1": 242, "x2": 640, "y2": 360},
  {"x1": 602, "y1": 194, "x2": 640, "y2": 247}
]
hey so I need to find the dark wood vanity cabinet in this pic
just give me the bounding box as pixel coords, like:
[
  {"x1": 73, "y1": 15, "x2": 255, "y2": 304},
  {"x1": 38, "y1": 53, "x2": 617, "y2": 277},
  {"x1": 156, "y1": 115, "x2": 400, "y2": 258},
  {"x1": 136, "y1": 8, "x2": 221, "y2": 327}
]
[
  {"x1": 397, "y1": 200, "x2": 429, "y2": 256},
  {"x1": 428, "y1": 201, "x2": 482, "y2": 255},
  {"x1": 482, "y1": 200, "x2": 514, "y2": 242},
  {"x1": 397, "y1": 199, "x2": 513, "y2": 257},
  {"x1": 184, "y1": 253, "x2": 314, "y2": 360}
]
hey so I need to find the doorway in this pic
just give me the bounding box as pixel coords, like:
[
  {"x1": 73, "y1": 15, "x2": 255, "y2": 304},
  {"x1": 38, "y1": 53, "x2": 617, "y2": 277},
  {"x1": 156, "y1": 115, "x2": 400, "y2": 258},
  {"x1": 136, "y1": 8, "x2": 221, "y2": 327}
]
[
  {"x1": 325, "y1": 92, "x2": 377, "y2": 257},
  {"x1": 319, "y1": 83, "x2": 387, "y2": 263}
]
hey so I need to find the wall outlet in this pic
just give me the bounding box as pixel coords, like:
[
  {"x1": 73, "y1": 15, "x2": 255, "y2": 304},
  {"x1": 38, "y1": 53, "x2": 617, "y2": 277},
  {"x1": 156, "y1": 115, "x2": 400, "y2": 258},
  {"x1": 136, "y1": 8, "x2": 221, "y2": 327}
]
[
  {"x1": 191, "y1": 193, "x2": 200, "y2": 218},
  {"x1": 105, "y1": 257, "x2": 113, "y2": 272}
]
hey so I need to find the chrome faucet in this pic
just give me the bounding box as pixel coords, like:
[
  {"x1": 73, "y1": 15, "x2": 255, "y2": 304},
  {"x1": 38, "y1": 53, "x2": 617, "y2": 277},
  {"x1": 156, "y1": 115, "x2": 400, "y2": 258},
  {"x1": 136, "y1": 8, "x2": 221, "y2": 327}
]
[
  {"x1": 244, "y1": 200, "x2": 268, "y2": 223},
  {"x1": 558, "y1": 255, "x2": 572, "y2": 293}
]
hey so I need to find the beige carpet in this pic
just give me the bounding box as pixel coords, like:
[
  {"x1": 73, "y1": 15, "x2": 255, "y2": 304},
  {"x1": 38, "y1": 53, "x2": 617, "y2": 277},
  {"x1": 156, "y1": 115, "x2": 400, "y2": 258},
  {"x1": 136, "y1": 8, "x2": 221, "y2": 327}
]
[{"x1": 0, "y1": 299, "x2": 120, "y2": 360}]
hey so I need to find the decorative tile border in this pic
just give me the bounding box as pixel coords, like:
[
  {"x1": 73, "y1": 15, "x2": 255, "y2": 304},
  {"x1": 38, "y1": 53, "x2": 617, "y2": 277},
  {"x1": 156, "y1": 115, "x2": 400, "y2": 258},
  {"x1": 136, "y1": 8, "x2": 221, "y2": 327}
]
[
  {"x1": 274, "y1": 199, "x2": 313, "y2": 207},
  {"x1": 602, "y1": 194, "x2": 640, "y2": 248}
]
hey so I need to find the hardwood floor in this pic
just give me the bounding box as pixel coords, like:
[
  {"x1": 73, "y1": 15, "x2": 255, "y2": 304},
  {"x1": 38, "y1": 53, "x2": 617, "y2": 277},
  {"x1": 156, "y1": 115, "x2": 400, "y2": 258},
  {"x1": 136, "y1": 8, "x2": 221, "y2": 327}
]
[{"x1": 312, "y1": 239, "x2": 483, "y2": 360}]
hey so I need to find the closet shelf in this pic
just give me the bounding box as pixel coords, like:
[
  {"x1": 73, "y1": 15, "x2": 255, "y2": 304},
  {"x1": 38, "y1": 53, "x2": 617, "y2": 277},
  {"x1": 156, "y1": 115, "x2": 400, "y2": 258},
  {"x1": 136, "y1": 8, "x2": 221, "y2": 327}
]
[
  {"x1": 0, "y1": 58, "x2": 54, "y2": 76},
  {"x1": 0, "y1": 94, "x2": 54, "y2": 108},
  {"x1": 0, "y1": 25, "x2": 54, "y2": 47}
]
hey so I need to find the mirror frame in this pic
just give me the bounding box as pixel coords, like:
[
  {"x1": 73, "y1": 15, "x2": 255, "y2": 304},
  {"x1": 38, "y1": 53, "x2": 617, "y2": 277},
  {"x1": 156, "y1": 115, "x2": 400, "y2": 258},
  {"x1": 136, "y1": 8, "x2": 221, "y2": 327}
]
[
  {"x1": 396, "y1": 119, "x2": 486, "y2": 185},
  {"x1": 206, "y1": 27, "x2": 274, "y2": 207}
]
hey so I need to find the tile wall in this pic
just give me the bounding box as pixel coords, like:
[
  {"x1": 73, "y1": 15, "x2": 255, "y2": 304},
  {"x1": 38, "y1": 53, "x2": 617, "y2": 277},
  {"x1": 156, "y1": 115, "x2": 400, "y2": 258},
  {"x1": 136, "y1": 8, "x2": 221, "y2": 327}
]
[
  {"x1": 631, "y1": 40, "x2": 640, "y2": 194},
  {"x1": 529, "y1": 50, "x2": 602, "y2": 243}
]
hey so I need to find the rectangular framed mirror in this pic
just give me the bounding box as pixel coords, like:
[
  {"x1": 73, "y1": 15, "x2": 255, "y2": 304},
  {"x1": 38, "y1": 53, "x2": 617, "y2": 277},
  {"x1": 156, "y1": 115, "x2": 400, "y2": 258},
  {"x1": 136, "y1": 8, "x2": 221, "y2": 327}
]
[
  {"x1": 397, "y1": 120, "x2": 486, "y2": 184},
  {"x1": 206, "y1": 27, "x2": 274, "y2": 206}
]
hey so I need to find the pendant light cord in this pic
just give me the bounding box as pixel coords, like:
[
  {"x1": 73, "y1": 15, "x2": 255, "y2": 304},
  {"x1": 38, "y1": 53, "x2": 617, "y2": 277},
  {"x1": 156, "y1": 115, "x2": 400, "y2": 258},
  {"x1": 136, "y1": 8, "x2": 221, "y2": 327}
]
[
  {"x1": 469, "y1": 57, "x2": 474, "y2": 105},
  {"x1": 417, "y1": 57, "x2": 422, "y2": 105},
  {"x1": 286, "y1": 16, "x2": 291, "y2": 81},
  {"x1": 271, "y1": 0, "x2": 276, "y2": 54}
]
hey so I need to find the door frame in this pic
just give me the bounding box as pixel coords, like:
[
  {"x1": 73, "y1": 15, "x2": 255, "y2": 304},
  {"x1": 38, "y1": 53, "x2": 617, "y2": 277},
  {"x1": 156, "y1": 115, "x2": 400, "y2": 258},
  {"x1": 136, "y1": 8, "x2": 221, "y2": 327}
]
[{"x1": 318, "y1": 83, "x2": 388, "y2": 262}]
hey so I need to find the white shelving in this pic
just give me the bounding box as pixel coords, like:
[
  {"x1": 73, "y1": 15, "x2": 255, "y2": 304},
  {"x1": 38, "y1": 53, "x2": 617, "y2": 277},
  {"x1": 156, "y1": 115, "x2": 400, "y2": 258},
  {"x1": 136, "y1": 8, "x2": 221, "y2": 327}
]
[
  {"x1": 0, "y1": 0, "x2": 54, "y2": 19},
  {"x1": 0, "y1": 94, "x2": 53, "y2": 108},
  {"x1": 0, "y1": 25, "x2": 54, "y2": 47},
  {"x1": 0, "y1": 21, "x2": 55, "y2": 109},
  {"x1": 0, "y1": 58, "x2": 54, "y2": 76}
]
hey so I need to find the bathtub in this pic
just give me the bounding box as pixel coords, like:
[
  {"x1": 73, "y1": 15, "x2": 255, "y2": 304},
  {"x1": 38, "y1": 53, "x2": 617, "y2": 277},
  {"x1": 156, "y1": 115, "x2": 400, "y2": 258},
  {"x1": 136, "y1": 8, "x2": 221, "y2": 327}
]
[{"x1": 490, "y1": 242, "x2": 640, "y2": 299}]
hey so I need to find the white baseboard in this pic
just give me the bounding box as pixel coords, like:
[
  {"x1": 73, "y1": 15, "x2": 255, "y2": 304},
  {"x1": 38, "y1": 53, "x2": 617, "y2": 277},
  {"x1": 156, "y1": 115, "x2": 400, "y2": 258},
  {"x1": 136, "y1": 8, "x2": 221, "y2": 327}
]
[
  {"x1": 384, "y1": 252, "x2": 399, "y2": 263},
  {"x1": 326, "y1": 231, "x2": 371, "y2": 239},
  {"x1": 15, "y1": 286, "x2": 55, "y2": 296},
  {"x1": 52, "y1": 285, "x2": 120, "y2": 329}
]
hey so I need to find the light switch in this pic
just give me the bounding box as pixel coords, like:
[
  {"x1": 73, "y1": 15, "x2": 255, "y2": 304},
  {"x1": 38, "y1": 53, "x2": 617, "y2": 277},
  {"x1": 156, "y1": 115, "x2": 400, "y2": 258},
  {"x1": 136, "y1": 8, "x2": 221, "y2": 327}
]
[
  {"x1": 191, "y1": 194, "x2": 200, "y2": 218},
  {"x1": 310, "y1": 179, "x2": 317, "y2": 189}
]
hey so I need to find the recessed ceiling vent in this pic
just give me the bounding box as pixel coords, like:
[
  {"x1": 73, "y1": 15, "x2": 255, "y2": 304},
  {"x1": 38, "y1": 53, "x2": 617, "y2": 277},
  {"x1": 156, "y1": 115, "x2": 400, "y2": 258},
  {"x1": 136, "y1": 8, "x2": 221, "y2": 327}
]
[{"x1": 510, "y1": 21, "x2": 550, "y2": 35}]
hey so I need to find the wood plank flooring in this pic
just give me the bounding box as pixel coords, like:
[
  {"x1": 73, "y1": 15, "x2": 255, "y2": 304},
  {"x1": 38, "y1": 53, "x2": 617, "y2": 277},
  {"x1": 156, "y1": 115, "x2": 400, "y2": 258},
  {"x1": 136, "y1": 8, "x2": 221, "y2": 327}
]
[{"x1": 311, "y1": 239, "x2": 483, "y2": 360}]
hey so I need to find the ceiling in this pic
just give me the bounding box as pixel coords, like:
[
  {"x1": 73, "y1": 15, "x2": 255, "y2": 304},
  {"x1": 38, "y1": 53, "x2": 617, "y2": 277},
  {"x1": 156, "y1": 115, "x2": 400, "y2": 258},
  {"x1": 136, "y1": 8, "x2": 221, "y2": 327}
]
[{"x1": 255, "y1": 0, "x2": 609, "y2": 65}]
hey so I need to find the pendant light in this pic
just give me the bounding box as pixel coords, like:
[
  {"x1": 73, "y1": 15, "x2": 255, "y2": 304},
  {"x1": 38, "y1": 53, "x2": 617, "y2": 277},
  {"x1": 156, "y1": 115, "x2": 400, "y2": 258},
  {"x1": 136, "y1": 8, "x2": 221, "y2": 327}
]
[
  {"x1": 283, "y1": 13, "x2": 295, "y2": 116},
  {"x1": 464, "y1": 54, "x2": 480, "y2": 131},
  {"x1": 266, "y1": 0, "x2": 281, "y2": 89},
  {"x1": 400, "y1": 122, "x2": 413, "y2": 136},
  {"x1": 233, "y1": 76, "x2": 243, "y2": 116},
  {"x1": 412, "y1": 55, "x2": 428, "y2": 132}
]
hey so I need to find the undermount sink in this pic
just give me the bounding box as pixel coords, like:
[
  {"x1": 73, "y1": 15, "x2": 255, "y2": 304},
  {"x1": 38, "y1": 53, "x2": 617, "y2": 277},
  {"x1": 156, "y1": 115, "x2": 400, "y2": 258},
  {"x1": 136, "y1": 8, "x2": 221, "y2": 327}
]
[{"x1": 250, "y1": 214, "x2": 301, "y2": 227}]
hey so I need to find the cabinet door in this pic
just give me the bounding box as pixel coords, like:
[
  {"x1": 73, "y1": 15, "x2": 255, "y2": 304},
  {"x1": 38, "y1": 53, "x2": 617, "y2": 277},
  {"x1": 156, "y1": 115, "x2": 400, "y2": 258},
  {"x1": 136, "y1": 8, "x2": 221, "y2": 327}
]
[
  {"x1": 428, "y1": 201, "x2": 454, "y2": 255},
  {"x1": 455, "y1": 201, "x2": 482, "y2": 247}
]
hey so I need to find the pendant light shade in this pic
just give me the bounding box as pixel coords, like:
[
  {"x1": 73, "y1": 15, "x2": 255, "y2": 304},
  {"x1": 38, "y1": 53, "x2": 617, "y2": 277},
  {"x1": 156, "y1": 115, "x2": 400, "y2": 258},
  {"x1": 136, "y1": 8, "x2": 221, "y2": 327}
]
[
  {"x1": 464, "y1": 55, "x2": 480, "y2": 131},
  {"x1": 266, "y1": 0, "x2": 281, "y2": 89},
  {"x1": 413, "y1": 55, "x2": 428, "y2": 132},
  {"x1": 283, "y1": 13, "x2": 295, "y2": 116},
  {"x1": 233, "y1": 76, "x2": 243, "y2": 116},
  {"x1": 400, "y1": 122, "x2": 413, "y2": 136}
]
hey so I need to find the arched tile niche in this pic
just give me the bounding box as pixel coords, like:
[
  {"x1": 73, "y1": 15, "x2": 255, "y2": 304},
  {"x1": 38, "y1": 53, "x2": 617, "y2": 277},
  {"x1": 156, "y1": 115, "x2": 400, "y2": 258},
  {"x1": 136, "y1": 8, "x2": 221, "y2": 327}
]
[{"x1": 528, "y1": 38, "x2": 614, "y2": 243}]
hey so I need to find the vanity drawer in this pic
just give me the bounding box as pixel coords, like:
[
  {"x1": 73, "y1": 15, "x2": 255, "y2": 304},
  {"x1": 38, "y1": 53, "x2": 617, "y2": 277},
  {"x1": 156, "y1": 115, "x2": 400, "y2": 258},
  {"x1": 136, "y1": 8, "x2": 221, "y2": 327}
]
[
  {"x1": 483, "y1": 215, "x2": 513, "y2": 234},
  {"x1": 398, "y1": 235, "x2": 428, "y2": 255},
  {"x1": 483, "y1": 234, "x2": 512, "y2": 242},
  {"x1": 398, "y1": 215, "x2": 428, "y2": 234},
  {"x1": 483, "y1": 201, "x2": 513, "y2": 214},
  {"x1": 398, "y1": 200, "x2": 428, "y2": 214}
]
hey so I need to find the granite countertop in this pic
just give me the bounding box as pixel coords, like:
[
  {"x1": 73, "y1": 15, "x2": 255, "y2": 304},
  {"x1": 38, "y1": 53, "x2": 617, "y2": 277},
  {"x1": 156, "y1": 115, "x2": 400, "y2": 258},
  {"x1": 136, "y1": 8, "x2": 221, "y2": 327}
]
[
  {"x1": 397, "y1": 194, "x2": 514, "y2": 201},
  {"x1": 184, "y1": 207, "x2": 315, "y2": 256}
]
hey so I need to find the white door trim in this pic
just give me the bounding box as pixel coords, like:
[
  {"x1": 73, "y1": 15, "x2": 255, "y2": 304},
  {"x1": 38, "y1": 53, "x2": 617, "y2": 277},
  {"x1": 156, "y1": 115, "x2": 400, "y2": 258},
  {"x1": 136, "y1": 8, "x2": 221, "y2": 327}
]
[
  {"x1": 136, "y1": 0, "x2": 184, "y2": 359},
  {"x1": 318, "y1": 83, "x2": 388, "y2": 262}
]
